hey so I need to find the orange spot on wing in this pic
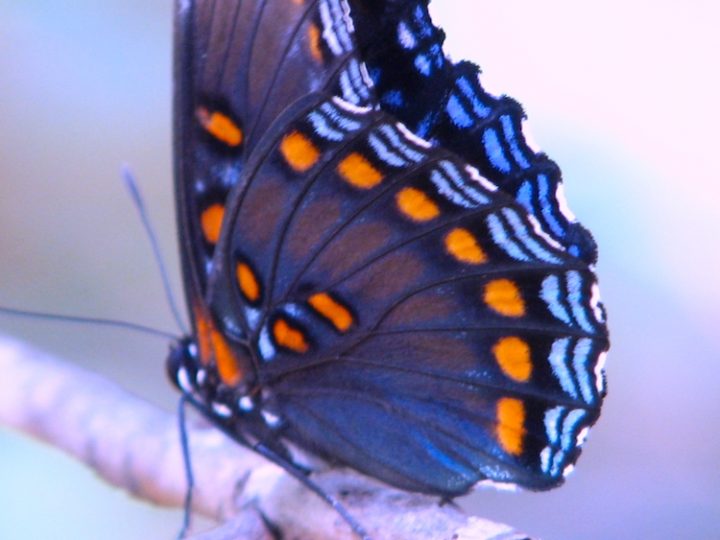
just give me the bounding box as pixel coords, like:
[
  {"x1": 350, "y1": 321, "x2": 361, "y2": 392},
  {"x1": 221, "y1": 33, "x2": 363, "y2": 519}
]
[
  {"x1": 493, "y1": 336, "x2": 532, "y2": 382},
  {"x1": 210, "y1": 327, "x2": 242, "y2": 386},
  {"x1": 194, "y1": 304, "x2": 212, "y2": 366},
  {"x1": 192, "y1": 303, "x2": 243, "y2": 386},
  {"x1": 496, "y1": 397, "x2": 526, "y2": 456},
  {"x1": 308, "y1": 293, "x2": 353, "y2": 332},
  {"x1": 445, "y1": 227, "x2": 487, "y2": 263},
  {"x1": 484, "y1": 279, "x2": 525, "y2": 317},
  {"x1": 307, "y1": 23, "x2": 323, "y2": 63},
  {"x1": 196, "y1": 107, "x2": 243, "y2": 147},
  {"x1": 337, "y1": 152, "x2": 383, "y2": 189},
  {"x1": 200, "y1": 203, "x2": 225, "y2": 245},
  {"x1": 280, "y1": 131, "x2": 320, "y2": 172},
  {"x1": 273, "y1": 318, "x2": 309, "y2": 353},
  {"x1": 396, "y1": 187, "x2": 440, "y2": 222},
  {"x1": 236, "y1": 262, "x2": 261, "y2": 303}
]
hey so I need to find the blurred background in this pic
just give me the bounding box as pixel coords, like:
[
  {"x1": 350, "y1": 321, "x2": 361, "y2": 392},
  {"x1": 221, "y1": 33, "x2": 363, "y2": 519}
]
[{"x1": 1, "y1": 1, "x2": 718, "y2": 538}]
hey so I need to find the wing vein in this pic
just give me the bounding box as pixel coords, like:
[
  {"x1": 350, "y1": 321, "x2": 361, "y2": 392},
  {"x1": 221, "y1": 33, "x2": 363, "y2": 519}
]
[{"x1": 245, "y1": 0, "x2": 325, "y2": 142}]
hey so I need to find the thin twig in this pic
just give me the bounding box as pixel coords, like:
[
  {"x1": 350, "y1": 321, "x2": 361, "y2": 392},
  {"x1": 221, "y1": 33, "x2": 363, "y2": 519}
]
[{"x1": 0, "y1": 335, "x2": 530, "y2": 540}]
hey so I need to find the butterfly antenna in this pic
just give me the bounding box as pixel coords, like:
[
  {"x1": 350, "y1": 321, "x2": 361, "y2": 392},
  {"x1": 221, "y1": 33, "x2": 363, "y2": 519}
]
[
  {"x1": 177, "y1": 395, "x2": 194, "y2": 539},
  {"x1": 122, "y1": 165, "x2": 188, "y2": 335},
  {"x1": 0, "y1": 305, "x2": 177, "y2": 341}
]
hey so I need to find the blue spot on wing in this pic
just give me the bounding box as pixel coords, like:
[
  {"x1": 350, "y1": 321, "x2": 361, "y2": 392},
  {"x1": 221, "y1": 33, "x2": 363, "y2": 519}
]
[
  {"x1": 446, "y1": 93, "x2": 474, "y2": 128},
  {"x1": 483, "y1": 128, "x2": 512, "y2": 173},
  {"x1": 501, "y1": 114, "x2": 530, "y2": 169}
]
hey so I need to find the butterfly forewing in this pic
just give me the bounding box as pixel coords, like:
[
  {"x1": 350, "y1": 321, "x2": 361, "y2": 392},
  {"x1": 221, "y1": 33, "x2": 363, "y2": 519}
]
[{"x1": 174, "y1": 0, "x2": 372, "y2": 309}]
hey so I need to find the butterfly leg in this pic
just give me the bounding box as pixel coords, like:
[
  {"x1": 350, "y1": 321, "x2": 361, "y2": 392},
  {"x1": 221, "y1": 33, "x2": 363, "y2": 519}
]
[
  {"x1": 177, "y1": 394, "x2": 195, "y2": 539},
  {"x1": 252, "y1": 441, "x2": 372, "y2": 540},
  {"x1": 179, "y1": 393, "x2": 369, "y2": 538},
  {"x1": 438, "y1": 495, "x2": 461, "y2": 510}
]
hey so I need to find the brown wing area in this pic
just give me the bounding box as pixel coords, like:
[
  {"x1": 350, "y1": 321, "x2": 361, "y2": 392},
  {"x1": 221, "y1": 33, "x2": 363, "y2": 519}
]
[
  {"x1": 174, "y1": 0, "x2": 366, "y2": 308},
  {"x1": 173, "y1": 0, "x2": 372, "y2": 387}
]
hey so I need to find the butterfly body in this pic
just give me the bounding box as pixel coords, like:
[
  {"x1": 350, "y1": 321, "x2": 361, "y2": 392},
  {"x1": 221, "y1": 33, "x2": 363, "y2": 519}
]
[{"x1": 169, "y1": 0, "x2": 608, "y2": 509}]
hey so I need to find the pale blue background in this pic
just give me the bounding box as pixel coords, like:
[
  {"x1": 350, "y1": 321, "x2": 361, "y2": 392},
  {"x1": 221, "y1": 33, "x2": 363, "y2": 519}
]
[{"x1": 1, "y1": 1, "x2": 718, "y2": 538}]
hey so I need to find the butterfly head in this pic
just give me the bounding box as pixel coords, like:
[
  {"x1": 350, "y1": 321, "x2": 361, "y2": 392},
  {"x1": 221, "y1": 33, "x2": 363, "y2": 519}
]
[
  {"x1": 167, "y1": 337, "x2": 205, "y2": 397},
  {"x1": 167, "y1": 335, "x2": 255, "y2": 421}
]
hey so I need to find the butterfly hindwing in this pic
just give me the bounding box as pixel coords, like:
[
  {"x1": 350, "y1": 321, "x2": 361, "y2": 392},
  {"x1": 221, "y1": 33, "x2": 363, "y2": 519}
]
[{"x1": 206, "y1": 93, "x2": 608, "y2": 494}]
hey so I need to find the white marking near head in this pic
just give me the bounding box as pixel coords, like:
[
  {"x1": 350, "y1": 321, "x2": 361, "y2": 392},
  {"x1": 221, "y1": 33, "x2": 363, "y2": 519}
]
[
  {"x1": 238, "y1": 396, "x2": 254, "y2": 412},
  {"x1": 177, "y1": 367, "x2": 193, "y2": 394},
  {"x1": 261, "y1": 409, "x2": 281, "y2": 428},
  {"x1": 211, "y1": 402, "x2": 232, "y2": 418}
]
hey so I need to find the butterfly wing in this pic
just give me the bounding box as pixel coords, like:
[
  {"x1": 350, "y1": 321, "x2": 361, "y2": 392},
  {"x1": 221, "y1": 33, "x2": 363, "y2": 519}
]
[
  {"x1": 350, "y1": 0, "x2": 598, "y2": 263},
  {"x1": 208, "y1": 91, "x2": 608, "y2": 495},
  {"x1": 174, "y1": 0, "x2": 372, "y2": 319}
]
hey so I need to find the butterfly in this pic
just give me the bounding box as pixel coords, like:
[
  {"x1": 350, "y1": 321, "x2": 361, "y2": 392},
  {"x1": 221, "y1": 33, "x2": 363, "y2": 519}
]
[{"x1": 168, "y1": 0, "x2": 609, "y2": 534}]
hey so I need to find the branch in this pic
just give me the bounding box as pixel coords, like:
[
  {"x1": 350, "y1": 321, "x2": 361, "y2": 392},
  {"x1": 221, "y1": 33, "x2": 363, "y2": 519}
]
[{"x1": 0, "y1": 335, "x2": 531, "y2": 539}]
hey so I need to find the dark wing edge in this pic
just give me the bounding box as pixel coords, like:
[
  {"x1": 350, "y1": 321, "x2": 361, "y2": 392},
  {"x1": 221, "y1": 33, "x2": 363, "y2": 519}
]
[
  {"x1": 174, "y1": 0, "x2": 204, "y2": 323},
  {"x1": 349, "y1": 0, "x2": 598, "y2": 263}
]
